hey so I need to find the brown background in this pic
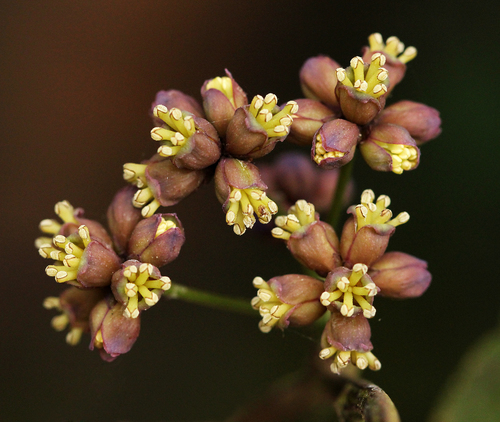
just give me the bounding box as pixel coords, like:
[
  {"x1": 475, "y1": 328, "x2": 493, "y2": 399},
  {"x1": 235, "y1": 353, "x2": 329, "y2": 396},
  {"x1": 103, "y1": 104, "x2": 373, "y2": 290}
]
[{"x1": 1, "y1": 1, "x2": 499, "y2": 421}]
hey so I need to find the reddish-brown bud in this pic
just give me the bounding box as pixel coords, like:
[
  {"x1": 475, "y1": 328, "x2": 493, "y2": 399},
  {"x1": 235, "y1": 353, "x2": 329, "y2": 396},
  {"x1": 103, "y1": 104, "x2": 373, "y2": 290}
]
[
  {"x1": 369, "y1": 252, "x2": 431, "y2": 298},
  {"x1": 312, "y1": 119, "x2": 359, "y2": 168},
  {"x1": 76, "y1": 238, "x2": 122, "y2": 288},
  {"x1": 336, "y1": 84, "x2": 386, "y2": 126},
  {"x1": 300, "y1": 55, "x2": 341, "y2": 110}
]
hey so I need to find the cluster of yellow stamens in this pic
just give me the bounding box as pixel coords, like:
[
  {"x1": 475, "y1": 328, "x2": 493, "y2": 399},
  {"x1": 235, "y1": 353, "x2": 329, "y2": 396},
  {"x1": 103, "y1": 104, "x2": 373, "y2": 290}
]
[
  {"x1": 271, "y1": 199, "x2": 316, "y2": 240},
  {"x1": 374, "y1": 141, "x2": 419, "y2": 174},
  {"x1": 225, "y1": 187, "x2": 278, "y2": 235},
  {"x1": 368, "y1": 33, "x2": 417, "y2": 64},
  {"x1": 155, "y1": 217, "x2": 177, "y2": 237},
  {"x1": 319, "y1": 346, "x2": 381, "y2": 374},
  {"x1": 248, "y1": 94, "x2": 298, "y2": 137},
  {"x1": 251, "y1": 277, "x2": 293, "y2": 333},
  {"x1": 150, "y1": 105, "x2": 197, "y2": 158},
  {"x1": 336, "y1": 54, "x2": 388, "y2": 99},
  {"x1": 205, "y1": 76, "x2": 235, "y2": 107},
  {"x1": 36, "y1": 200, "x2": 78, "y2": 245},
  {"x1": 320, "y1": 264, "x2": 377, "y2": 318},
  {"x1": 122, "y1": 163, "x2": 160, "y2": 218},
  {"x1": 354, "y1": 189, "x2": 409, "y2": 231},
  {"x1": 121, "y1": 263, "x2": 171, "y2": 319},
  {"x1": 313, "y1": 135, "x2": 347, "y2": 165},
  {"x1": 40, "y1": 225, "x2": 91, "y2": 285},
  {"x1": 43, "y1": 296, "x2": 83, "y2": 345}
]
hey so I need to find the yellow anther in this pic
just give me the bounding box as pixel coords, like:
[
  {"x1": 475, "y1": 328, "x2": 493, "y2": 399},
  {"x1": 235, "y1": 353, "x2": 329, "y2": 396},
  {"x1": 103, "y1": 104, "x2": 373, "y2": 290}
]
[
  {"x1": 337, "y1": 54, "x2": 389, "y2": 98},
  {"x1": 354, "y1": 190, "x2": 409, "y2": 229},
  {"x1": 272, "y1": 199, "x2": 316, "y2": 241},
  {"x1": 206, "y1": 76, "x2": 235, "y2": 106},
  {"x1": 367, "y1": 33, "x2": 417, "y2": 63}
]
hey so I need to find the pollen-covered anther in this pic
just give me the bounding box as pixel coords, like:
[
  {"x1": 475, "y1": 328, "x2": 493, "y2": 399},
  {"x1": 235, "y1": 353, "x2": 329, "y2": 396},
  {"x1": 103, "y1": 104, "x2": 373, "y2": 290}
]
[
  {"x1": 272, "y1": 199, "x2": 316, "y2": 240},
  {"x1": 374, "y1": 141, "x2": 419, "y2": 174},
  {"x1": 368, "y1": 33, "x2": 417, "y2": 64},
  {"x1": 123, "y1": 163, "x2": 147, "y2": 188},
  {"x1": 125, "y1": 168, "x2": 161, "y2": 217},
  {"x1": 248, "y1": 94, "x2": 297, "y2": 138},
  {"x1": 155, "y1": 217, "x2": 177, "y2": 238},
  {"x1": 355, "y1": 189, "x2": 409, "y2": 229},
  {"x1": 313, "y1": 133, "x2": 346, "y2": 164},
  {"x1": 319, "y1": 346, "x2": 381, "y2": 373}
]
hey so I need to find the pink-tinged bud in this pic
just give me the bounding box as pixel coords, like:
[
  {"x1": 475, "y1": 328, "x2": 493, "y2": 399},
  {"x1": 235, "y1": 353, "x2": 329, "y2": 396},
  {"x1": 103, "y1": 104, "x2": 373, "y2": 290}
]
[
  {"x1": 287, "y1": 99, "x2": 338, "y2": 146},
  {"x1": 201, "y1": 69, "x2": 248, "y2": 137},
  {"x1": 127, "y1": 213, "x2": 184, "y2": 268},
  {"x1": 76, "y1": 238, "x2": 122, "y2": 288},
  {"x1": 150, "y1": 89, "x2": 204, "y2": 126},
  {"x1": 369, "y1": 252, "x2": 431, "y2": 299},
  {"x1": 151, "y1": 106, "x2": 221, "y2": 170},
  {"x1": 111, "y1": 260, "x2": 171, "y2": 318},
  {"x1": 251, "y1": 274, "x2": 325, "y2": 332},
  {"x1": 376, "y1": 100, "x2": 441, "y2": 145},
  {"x1": 312, "y1": 119, "x2": 360, "y2": 168},
  {"x1": 89, "y1": 297, "x2": 141, "y2": 362},
  {"x1": 225, "y1": 95, "x2": 298, "y2": 160},
  {"x1": 43, "y1": 287, "x2": 107, "y2": 345},
  {"x1": 259, "y1": 152, "x2": 354, "y2": 214},
  {"x1": 300, "y1": 55, "x2": 341, "y2": 110},
  {"x1": 319, "y1": 310, "x2": 381, "y2": 373},
  {"x1": 359, "y1": 123, "x2": 420, "y2": 174},
  {"x1": 215, "y1": 158, "x2": 277, "y2": 235},
  {"x1": 106, "y1": 186, "x2": 142, "y2": 256}
]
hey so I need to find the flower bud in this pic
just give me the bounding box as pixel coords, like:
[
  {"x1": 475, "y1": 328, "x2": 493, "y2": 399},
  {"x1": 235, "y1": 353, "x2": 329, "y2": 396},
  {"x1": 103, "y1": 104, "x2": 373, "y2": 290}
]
[
  {"x1": 89, "y1": 297, "x2": 141, "y2": 362},
  {"x1": 201, "y1": 69, "x2": 248, "y2": 137},
  {"x1": 321, "y1": 264, "x2": 378, "y2": 318},
  {"x1": 376, "y1": 100, "x2": 441, "y2": 145},
  {"x1": 123, "y1": 154, "x2": 208, "y2": 218},
  {"x1": 106, "y1": 186, "x2": 142, "y2": 256},
  {"x1": 340, "y1": 190, "x2": 409, "y2": 268},
  {"x1": 359, "y1": 123, "x2": 419, "y2": 174},
  {"x1": 224, "y1": 94, "x2": 298, "y2": 159},
  {"x1": 151, "y1": 105, "x2": 221, "y2": 170},
  {"x1": 287, "y1": 99, "x2": 337, "y2": 146},
  {"x1": 215, "y1": 158, "x2": 277, "y2": 235},
  {"x1": 369, "y1": 252, "x2": 431, "y2": 298},
  {"x1": 150, "y1": 89, "x2": 204, "y2": 126},
  {"x1": 258, "y1": 152, "x2": 354, "y2": 214},
  {"x1": 111, "y1": 260, "x2": 171, "y2": 318},
  {"x1": 312, "y1": 119, "x2": 360, "y2": 168},
  {"x1": 42, "y1": 225, "x2": 121, "y2": 288},
  {"x1": 300, "y1": 55, "x2": 341, "y2": 110},
  {"x1": 43, "y1": 287, "x2": 106, "y2": 345},
  {"x1": 362, "y1": 33, "x2": 417, "y2": 93},
  {"x1": 251, "y1": 274, "x2": 325, "y2": 332},
  {"x1": 272, "y1": 200, "x2": 341, "y2": 277},
  {"x1": 127, "y1": 213, "x2": 184, "y2": 268},
  {"x1": 319, "y1": 309, "x2": 380, "y2": 373},
  {"x1": 335, "y1": 55, "x2": 388, "y2": 125}
]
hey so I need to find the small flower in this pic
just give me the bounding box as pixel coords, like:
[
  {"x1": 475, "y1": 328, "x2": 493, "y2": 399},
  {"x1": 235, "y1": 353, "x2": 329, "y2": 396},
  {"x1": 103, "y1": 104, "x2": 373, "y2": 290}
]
[
  {"x1": 319, "y1": 309, "x2": 381, "y2": 373},
  {"x1": 150, "y1": 89, "x2": 205, "y2": 123},
  {"x1": 89, "y1": 297, "x2": 141, "y2": 362},
  {"x1": 224, "y1": 93, "x2": 298, "y2": 159},
  {"x1": 43, "y1": 287, "x2": 106, "y2": 345},
  {"x1": 215, "y1": 158, "x2": 278, "y2": 235},
  {"x1": 272, "y1": 200, "x2": 342, "y2": 276},
  {"x1": 335, "y1": 55, "x2": 388, "y2": 125},
  {"x1": 111, "y1": 260, "x2": 171, "y2": 318},
  {"x1": 123, "y1": 154, "x2": 208, "y2": 217},
  {"x1": 340, "y1": 189, "x2": 409, "y2": 268},
  {"x1": 41, "y1": 225, "x2": 121, "y2": 288},
  {"x1": 151, "y1": 105, "x2": 221, "y2": 170},
  {"x1": 320, "y1": 264, "x2": 378, "y2": 318},
  {"x1": 251, "y1": 275, "x2": 325, "y2": 333},
  {"x1": 127, "y1": 213, "x2": 185, "y2": 268}
]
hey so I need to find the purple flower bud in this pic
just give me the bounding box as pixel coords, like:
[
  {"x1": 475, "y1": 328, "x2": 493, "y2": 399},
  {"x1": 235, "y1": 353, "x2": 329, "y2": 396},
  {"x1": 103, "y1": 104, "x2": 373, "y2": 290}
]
[
  {"x1": 376, "y1": 100, "x2": 441, "y2": 145},
  {"x1": 224, "y1": 94, "x2": 298, "y2": 160},
  {"x1": 106, "y1": 186, "x2": 142, "y2": 256},
  {"x1": 251, "y1": 274, "x2": 325, "y2": 332},
  {"x1": 359, "y1": 123, "x2": 420, "y2": 174},
  {"x1": 111, "y1": 259, "x2": 171, "y2": 318},
  {"x1": 215, "y1": 158, "x2": 277, "y2": 235},
  {"x1": 127, "y1": 213, "x2": 184, "y2": 268},
  {"x1": 319, "y1": 309, "x2": 381, "y2": 373},
  {"x1": 89, "y1": 297, "x2": 141, "y2": 362},
  {"x1": 300, "y1": 55, "x2": 341, "y2": 110},
  {"x1": 150, "y1": 89, "x2": 204, "y2": 126},
  {"x1": 369, "y1": 252, "x2": 431, "y2": 298},
  {"x1": 287, "y1": 99, "x2": 337, "y2": 146},
  {"x1": 201, "y1": 69, "x2": 248, "y2": 137}
]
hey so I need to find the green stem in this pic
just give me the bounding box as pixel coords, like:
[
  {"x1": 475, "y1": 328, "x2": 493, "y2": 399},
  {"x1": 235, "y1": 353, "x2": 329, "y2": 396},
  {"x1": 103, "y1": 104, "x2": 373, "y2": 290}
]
[
  {"x1": 327, "y1": 157, "x2": 355, "y2": 232},
  {"x1": 164, "y1": 283, "x2": 256, "y2": 317}
]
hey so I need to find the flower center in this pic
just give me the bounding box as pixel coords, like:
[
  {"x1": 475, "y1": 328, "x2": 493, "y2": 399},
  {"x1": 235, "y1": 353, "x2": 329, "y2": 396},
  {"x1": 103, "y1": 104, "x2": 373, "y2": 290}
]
[
  {"x1": 271, "y1": 199, "x2": 316, "y2": 240},
  {"x1": 248, "y1": 94, "x2": 298, "y2": 137},
  {"x1": 368, "y1": 33, "x2": 417, "y2": 63},
  {"x1": 336, "y1": 55, "x2": 388, "y2": 98},
  {"x1": 205, "y1": 76, "x2": 235, "y2": 107}
]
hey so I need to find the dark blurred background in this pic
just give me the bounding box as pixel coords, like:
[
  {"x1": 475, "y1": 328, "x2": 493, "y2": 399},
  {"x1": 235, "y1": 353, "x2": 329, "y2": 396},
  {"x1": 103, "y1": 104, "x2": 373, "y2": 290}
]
[{"x1": 1, "y1": 1, "x2": 499, "y2": 421}]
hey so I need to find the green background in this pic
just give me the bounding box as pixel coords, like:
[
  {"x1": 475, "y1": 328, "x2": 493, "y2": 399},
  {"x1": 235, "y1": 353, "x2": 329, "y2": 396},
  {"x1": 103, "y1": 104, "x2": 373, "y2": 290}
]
[{"x1": 1, "y1": 1, "x2": 498, "y2": 421}]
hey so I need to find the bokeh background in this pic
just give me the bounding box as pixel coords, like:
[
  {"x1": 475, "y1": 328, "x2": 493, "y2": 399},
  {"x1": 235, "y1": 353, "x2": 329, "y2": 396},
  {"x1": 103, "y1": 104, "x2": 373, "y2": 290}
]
[{"x1": 1, "y1": 1, "x2": 499, "y2": 421}]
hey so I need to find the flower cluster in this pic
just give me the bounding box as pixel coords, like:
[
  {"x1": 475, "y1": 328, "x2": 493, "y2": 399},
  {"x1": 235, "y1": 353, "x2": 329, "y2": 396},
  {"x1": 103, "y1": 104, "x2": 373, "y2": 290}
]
[{"x1": 253, "y1": 190, "x2": 431, "y2": 373}]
